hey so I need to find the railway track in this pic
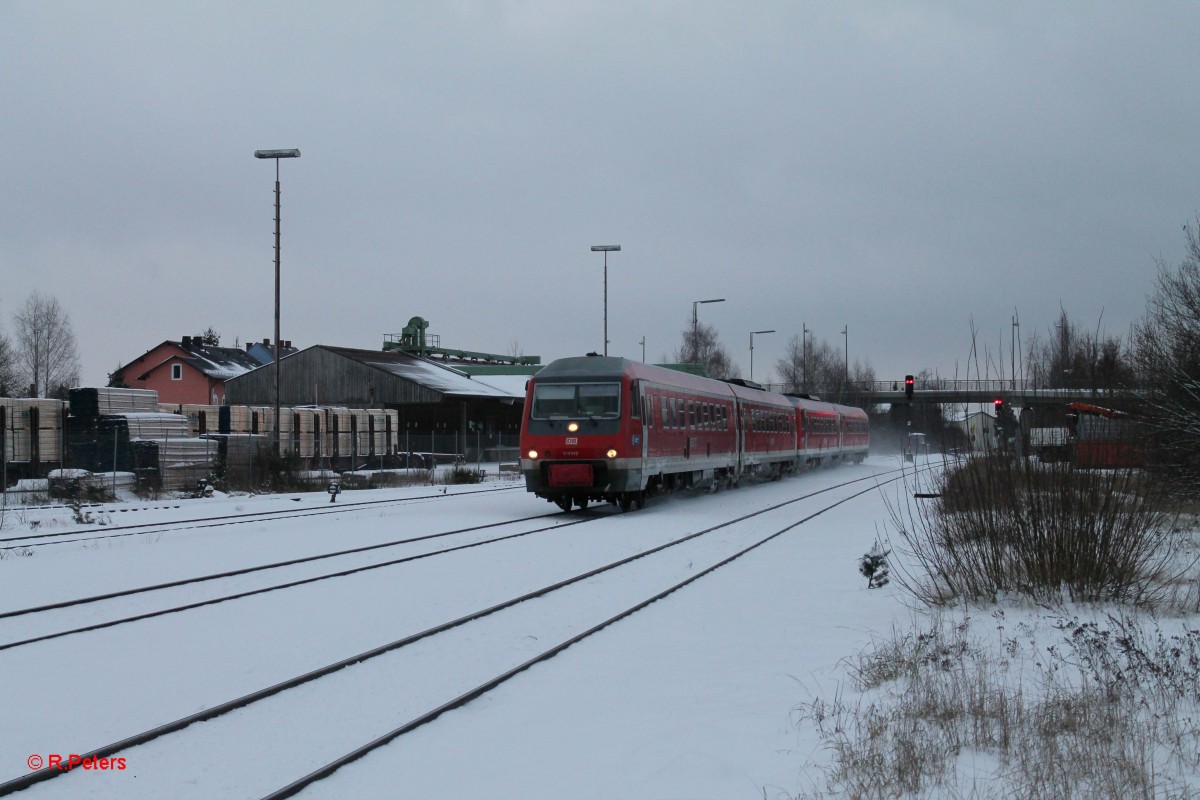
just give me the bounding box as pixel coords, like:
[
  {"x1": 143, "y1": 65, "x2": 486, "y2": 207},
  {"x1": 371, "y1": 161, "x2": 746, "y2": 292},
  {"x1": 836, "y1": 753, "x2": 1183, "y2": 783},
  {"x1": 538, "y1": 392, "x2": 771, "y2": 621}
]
[
  {"x1": 0, "y1": 463, "x2": 919, "y2": 798},
  {"x1": 0, "y1": 511, "x2": 590, "y2": 652},
  {"x1": 0, "y1": 484, "x2": 522, "y2": 550}
]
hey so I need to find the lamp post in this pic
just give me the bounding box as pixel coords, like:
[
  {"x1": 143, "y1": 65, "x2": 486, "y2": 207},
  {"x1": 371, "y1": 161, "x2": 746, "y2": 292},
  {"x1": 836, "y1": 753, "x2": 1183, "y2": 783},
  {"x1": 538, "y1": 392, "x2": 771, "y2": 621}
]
[
  {"x1": 841, "y1": 325, "x2": 849, "y2": 389},
  {"x1": 802, "y1": 323, "x2": 809, "y2": 393},
  {"x1": 691, "y1": 298, "x2": 725, "y2": 365},
  {"x1": 590, "y1": 245, "x2": 620, "y2": 356},
  {"x1": 749, "y1": 329, "x2": 774, "y2": 382},
  {"x1": 254, "y1": 148, "x2": 301, "y2": 454}
]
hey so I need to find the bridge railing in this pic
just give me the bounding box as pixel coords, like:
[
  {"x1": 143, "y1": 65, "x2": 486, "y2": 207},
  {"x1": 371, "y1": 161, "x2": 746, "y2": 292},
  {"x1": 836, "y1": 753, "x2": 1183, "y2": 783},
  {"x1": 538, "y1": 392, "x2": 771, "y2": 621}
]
[{"x1": 760, "y1": 379, "x2": 1141, "y2": 399}]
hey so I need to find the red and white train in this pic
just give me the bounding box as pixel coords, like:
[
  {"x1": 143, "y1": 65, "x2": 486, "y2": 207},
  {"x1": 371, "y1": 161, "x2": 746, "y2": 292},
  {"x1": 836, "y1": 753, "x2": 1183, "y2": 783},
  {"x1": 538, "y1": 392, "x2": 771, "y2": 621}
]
[{"x1": 519, "y1": 356, "x2": 869, "y2": 511}]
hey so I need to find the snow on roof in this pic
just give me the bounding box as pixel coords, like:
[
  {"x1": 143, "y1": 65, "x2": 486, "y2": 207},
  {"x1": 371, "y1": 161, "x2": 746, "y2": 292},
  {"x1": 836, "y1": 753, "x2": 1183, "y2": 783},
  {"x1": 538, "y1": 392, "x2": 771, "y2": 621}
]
[
  {"x1": 179, "y1": 345, "x2": 264, "y2": 381},
  {"x1": 468, "y1": 373, "x2": 531, "y2": 398}
]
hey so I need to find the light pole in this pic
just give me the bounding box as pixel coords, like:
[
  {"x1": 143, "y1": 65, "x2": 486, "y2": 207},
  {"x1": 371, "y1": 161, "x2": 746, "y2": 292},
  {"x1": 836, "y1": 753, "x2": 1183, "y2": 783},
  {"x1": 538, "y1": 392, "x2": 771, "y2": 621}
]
[
  {"x1": 590, "y1": 245, "x2": 620, "y2": 356},
  {"x1": 691, "y1": 298, "x2": 725, "y2": 364},
  {"x1": 750, "y1": 329, "x2": 774, "y2": 382},
  {"x1": 802, "y1": 323, "x2": 809, "y2": 393},
  {"x1": 841, "y1": 325, "x2": 848, "y2": 389},
  {"x1": 254, "y1": 148, "x2": 301, "y2": 454}
]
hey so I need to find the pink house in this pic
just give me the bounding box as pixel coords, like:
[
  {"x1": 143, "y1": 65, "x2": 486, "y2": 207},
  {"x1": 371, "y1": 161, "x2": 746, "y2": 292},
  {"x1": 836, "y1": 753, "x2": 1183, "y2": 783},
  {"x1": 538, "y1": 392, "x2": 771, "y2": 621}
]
[{"x1": 112, "y1": 336, "x2": 288, "y2": 405}]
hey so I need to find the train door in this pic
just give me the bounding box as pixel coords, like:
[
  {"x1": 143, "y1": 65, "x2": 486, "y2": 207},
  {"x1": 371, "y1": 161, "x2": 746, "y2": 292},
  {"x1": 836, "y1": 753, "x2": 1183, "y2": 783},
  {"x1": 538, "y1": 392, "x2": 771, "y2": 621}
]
[
  {"x1": 636, "y1": 381, "x2": 649, "y2": 487},
  {"x1": 735, "y1": 399, "x2": 746, "y2": 478}
]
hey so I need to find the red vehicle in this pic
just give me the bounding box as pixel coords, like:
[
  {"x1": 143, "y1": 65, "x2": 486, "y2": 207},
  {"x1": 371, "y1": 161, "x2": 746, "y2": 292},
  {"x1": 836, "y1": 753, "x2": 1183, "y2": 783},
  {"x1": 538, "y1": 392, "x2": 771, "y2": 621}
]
[
  {"x1": 520, "y1": 356, "x2": 869, "y2": 511},
  {"x1": 1067, "y1": 402, "x2": 1146, "y2": 468}
]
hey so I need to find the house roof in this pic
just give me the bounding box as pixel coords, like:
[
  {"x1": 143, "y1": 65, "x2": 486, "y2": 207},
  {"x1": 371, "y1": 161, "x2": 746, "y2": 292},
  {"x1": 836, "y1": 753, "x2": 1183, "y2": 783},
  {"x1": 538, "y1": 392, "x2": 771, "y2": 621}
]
[
  {"x1": 246, "y1": 341, "x2": 300, "y2": 365},
  {"x1": 135, "y1": 341, "x2": 265, "y2": 382}
]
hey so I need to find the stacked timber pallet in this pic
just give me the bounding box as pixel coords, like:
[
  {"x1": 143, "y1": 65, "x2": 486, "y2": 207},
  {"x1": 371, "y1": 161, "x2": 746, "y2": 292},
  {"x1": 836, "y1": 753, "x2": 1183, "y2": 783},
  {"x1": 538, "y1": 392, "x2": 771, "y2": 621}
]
[
  {"x1": 68, "y1": 388, "x2": 159, "y2": 417},
  {"x1": 1, "y1": 398, "x2": 66, "y2": 467},
  {"x1": 121, "y1": 412, "x2": 191, "y2": 441},
  {"x1": 67, "y1": 388, "x2": 216, "y2": 491}
]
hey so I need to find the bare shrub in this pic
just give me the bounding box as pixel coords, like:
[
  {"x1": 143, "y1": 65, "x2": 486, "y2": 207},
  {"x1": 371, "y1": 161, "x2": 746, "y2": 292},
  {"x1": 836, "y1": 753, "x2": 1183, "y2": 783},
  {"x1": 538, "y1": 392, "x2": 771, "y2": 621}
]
[
  {"x1": 442, "y1": 466, "x2": 484, "y2": 485},
  {"x1": 889, "y1": 456, "x2": 1186, "y2": 606},
  {"x1": 792, "y1": 613, "x2": 1200, "y2": 799}
]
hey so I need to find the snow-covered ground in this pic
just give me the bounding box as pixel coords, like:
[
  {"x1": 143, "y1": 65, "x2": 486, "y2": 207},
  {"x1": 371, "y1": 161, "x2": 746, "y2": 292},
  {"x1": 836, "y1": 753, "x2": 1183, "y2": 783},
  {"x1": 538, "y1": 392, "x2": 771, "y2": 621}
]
[{"x1": 0, "y1": 456, "x2": 1192, "y2": 799}]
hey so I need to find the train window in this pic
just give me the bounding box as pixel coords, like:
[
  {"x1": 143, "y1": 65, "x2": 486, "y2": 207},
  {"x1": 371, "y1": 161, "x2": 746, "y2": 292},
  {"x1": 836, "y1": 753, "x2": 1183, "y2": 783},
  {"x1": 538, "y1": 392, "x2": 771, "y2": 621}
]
[
  {"x1": 530, "y1": 383, "x2": 621, "y2": 419},
  {"x1": 701, "y1": 404, "x2": 710, "y2": 430}
]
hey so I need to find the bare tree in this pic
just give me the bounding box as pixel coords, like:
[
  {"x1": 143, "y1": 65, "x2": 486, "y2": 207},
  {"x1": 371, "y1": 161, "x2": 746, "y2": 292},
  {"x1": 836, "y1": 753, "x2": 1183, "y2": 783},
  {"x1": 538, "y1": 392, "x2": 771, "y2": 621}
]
[
  {"x1": 674, "y1": 321, "x2": 739, "y2": 380},
  {"x1": 1024, "y1": 306, "x2": 1134, "y2": 393},
  {"x1": 13, "y1": 292, "x2": 81, "y2": 397},
  {"x1": 774, "y1": 333, "x2": 876, "y2": 405},
  {"x1": 1132, "y1": 219, "x2": 1200, "y2": 483},
  {"x1": 0, "y1": 326, "x2": 17, "y2": 396}
]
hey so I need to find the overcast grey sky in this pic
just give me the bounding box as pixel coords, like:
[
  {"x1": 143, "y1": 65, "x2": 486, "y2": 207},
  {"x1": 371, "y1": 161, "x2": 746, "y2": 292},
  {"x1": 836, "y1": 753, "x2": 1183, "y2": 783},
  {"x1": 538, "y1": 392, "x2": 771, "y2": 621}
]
[{"x1": 2, "y1": 2, "x2": 1197, "y2": 388}]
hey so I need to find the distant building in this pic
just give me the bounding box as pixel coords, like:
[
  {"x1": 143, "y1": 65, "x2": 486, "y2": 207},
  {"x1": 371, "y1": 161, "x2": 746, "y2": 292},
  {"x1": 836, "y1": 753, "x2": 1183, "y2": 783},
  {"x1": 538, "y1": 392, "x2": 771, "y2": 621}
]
[
  {"x1": 222, "y1": 345, "x2": 527, "y2": 436},
  {"x1": 952, "y1": 409, "x2": 996, "y2": 452},
  {"x1": 111, "y1": 335, "x2": 298, "y2": 405}
]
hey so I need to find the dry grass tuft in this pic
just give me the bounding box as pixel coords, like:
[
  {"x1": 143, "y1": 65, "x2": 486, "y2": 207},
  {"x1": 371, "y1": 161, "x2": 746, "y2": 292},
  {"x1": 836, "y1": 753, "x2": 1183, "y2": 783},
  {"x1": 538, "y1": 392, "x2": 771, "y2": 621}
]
[{"x1": 791, "y1": 613, "x2": 1200, "y2": 799}]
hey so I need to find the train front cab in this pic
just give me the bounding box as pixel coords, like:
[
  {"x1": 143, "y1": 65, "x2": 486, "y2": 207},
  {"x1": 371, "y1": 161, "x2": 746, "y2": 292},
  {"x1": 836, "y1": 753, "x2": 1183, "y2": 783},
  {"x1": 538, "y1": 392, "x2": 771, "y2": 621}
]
[{"x1": 519, "y1": 358, "x2": 646, "y2": 511}]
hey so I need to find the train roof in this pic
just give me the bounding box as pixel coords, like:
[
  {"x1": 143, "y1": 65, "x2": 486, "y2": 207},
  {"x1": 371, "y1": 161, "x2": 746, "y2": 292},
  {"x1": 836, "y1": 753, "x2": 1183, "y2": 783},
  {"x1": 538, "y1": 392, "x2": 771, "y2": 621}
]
[
  {"x1": 534, "y1": 356, "x2": 742, "y2": 398},
  {"x1": 533, "y1": 357, "x2": 867, "y2": 419}
]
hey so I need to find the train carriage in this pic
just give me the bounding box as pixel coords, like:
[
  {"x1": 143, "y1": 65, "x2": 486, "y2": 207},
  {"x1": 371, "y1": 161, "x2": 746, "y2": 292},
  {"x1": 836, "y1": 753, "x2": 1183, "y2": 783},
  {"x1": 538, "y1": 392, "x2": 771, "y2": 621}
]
[
  {"x1": 793, "y1": 397, "x2": 840, "y2": 463},
  {"x1": 730, "y1": 384, "x2": 798, "y2": 476},
  {"x1": 642, "y1": 375, "x2": 740, "y2": 488},
  {"x1": 837, "y1": 405, "x2": 870, "y2": 462}
]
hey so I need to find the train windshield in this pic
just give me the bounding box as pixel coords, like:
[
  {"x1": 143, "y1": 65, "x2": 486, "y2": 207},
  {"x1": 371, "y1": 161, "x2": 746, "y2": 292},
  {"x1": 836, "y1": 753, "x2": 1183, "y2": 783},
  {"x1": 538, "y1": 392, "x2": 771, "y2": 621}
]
[{"x1": 531, "y1": 382, "x2": 621, "y2": 419}]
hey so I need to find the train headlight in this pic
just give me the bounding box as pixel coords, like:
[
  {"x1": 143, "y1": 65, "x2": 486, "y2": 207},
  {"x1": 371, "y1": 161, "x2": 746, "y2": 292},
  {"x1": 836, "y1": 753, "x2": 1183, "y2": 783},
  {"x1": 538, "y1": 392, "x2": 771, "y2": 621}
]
[
  {"x1": 567, "y1": 422, "x2": 579, "y2": 432},
  {"x1": 527, "y1": 449, "x2": 539, "y2": 459},
  {"x1": 606, "y1": 448, "x2": 618, "y2": 459}
]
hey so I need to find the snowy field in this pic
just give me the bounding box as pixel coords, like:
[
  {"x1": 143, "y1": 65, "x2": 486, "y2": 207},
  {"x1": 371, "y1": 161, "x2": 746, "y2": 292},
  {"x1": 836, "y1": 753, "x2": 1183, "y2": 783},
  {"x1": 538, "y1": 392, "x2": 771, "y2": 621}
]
[{"x1": 0, "y1": 456, "x2": 1193, "y2": 799}]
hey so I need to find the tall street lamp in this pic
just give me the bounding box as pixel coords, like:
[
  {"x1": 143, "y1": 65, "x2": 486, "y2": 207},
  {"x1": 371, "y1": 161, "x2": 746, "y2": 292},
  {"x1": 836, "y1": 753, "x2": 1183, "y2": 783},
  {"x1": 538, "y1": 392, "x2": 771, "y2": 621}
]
[
  {"x1": 802, "y1": 323, "x2": 810, "y2": 393},
  {"x1": 750, "y1": 329, "x2": 775, "y2": 382},
  {"x1": 254, "y1": 148, "x2": 301, "y2": 453},
  {"x1": 691, "y1": 298, "x2": 725, "y2": 364},
  {"x1": 841, "y1": 325, "x2": 849, "y2": 389},
  {"x1": 590, "y1": 245, "x2": 620, "y2": 356}
]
